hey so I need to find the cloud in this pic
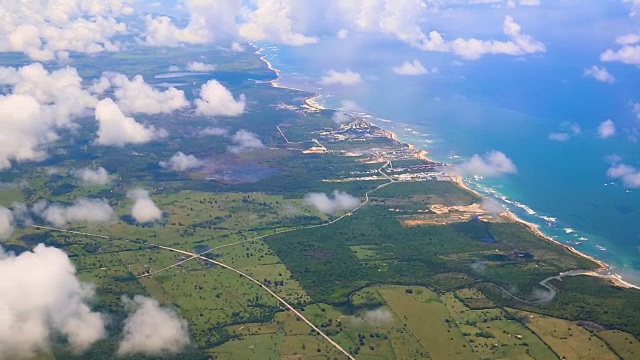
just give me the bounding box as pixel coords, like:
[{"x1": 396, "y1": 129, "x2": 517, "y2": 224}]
[
  {"x1": 319, "y1": 69, "x2": 363, "y2": 86},
  {"x1": 304, "y1": 190, "x2": 360, "y2": 214},
  {"x1": 455, "y1": 151, "x2": 517, "y2": 177},
  {"x1": 195, "y1": 80, "x2": 246, "y2": 117},
  {"x1": 0, "y1": 0, "x2": 131, "y2": 60},
  {"x1": 72, "y1": 167, "x2": 111, "y2": 186},
  {"x1": 362, "y1": 308, "x2": 394, "y2": 324},
  {"x1": 0, "y1": 206, "x2": 15, "y2": 239},
  {"x1": 229, "y1": 130, "x2": 265, "y2": 153},
  {"x1": 607, "y1": 163, "x2": 640, "y2": 188},
  {"x1": 95, "y1": 73, "x2": 189, "y2": 115},
  {"x1": 633, "y1": 102, "x2": 640, "y2": 121},
  {"x1": 361, "y1": 308, "x2": 394, "y2": 324},
  {"x1": 530, "y1": 288, "x2": 554, "y2": 302},
  {"x1": 237, "y1": 0, "x2": 317, "y2": 46},
  {"x1": 142, "y1": 0, "x2": 315, "y2": 47},
  {"x1": 548, "y1": 122, "x2": 581, "y2": 142},
  {"x1": 160, "y1": 152, "x2": 204, "y2": 171},
  {"x1": 518, "y1": 0, "x2": 541, "y2": 5},
  {"x1": 339, "y1": 100, "x2": 363, "y2": 112},
  {"x1": 470, "y1": 261, "x2": 487, "y2": 274},
  {"x1": 448, "y1": 16, "x2": 546, "y2": 60},
  {"x1": 0, "y1": 63, "x2": 98, "y2": 169},
  {"x1": 601, "y1": 45, "x2": 640, "y2": 65},
  {"x1": 480, "y1": 198, "x2": 506, "y2": 214},
  {"x1": 139, "y1": 2, "x2": 543, "y2": 61},
  {"x1": 137, "y1": 2, "x2": 546, "y2": 63},
  {"x1": 616, "y1": 33, "x2": 640, "y2": 45},
  {"x1": 475, "y1": 0, "x2": 541, "y2": 6},
  {"x1": 127, "y1": 189, "x2": 162, "y2": 223},
  {"x1": 141, "y1": 14, "x2": 211, "y2": 47},
  {"x1": 185, "y1": 62, "x2": 216, "y2": 72},
  {"x1": 392, "y1": 60, "x2": 436, "y2": 76},
  {"x1": 625, "y1": 0, "x2": 640, "y2": 16},
  {"x1": 94, "y1": 98, "x2": 168, "y2": 147},
  {"x1": 0, "y1": 244, "x2": 106, "y2": 359},
  {"x1": 332, "y1": 112, "x2": 353, "y2": 124},
  {"x1": 118, "y1": 295, "x2": 190, "y2": 356},
  {"x1": 199, "y1": 127, "x2": 229, "y2": 136},
  {"x1": 35, "y1": 198, "x2": 115, "y2": 227},
  {"x1": 11, "y1": 202, "x2": 33, "y2": 227},
  {"x1": 583, "y1": 66, "x2": 615, "y2": 83},
  {"x1": 0, "y1": 63, "x2": 97, "y2": 124},
  {"x1": 598, "y1": 119, "x2": 616, "y2": 139},
  {"x1": 230, "y1": 42, "x2": 245, "y2": 52},
  {"x1": 548, "y1": 132, "x2": 571, "y2": 142},
  {"x1": 0, "y1": 94, "x2": 54, "y2": 170}
]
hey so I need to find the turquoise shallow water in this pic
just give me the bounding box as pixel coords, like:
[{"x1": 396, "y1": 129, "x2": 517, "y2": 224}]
[{"x1": 257, "y1": 38, "x2": 640, "y2": 285}]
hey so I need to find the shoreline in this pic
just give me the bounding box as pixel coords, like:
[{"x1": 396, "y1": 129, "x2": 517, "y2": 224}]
[{"x1": 254, "y1": 45, "x2": 639, "y2": 291}]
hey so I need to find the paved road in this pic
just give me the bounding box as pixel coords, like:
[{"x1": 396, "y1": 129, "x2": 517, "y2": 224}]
[
  {"x1": 495, "y1": 269, "x2": 599, "y2": 304},
  {"x1": 153, "y1": 244, "x2": 356, "y2": 359},
  {"x1": 30, "y1": 225, "x2": 111, "y2": 239},
  {"x1": 29, "y1": 162, "x2": 398, "y2": 359}
]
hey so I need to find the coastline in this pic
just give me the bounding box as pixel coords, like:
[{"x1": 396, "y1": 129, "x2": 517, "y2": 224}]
[{"x1": 254, "y1": 45, "x2": 639, "y2": 291}]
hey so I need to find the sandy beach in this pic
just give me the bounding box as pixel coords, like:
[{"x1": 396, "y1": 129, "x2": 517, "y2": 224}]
[
  {"x1": 449, "y1": 176, "x2": 638, "y2": 289},
  {"x1": 255, "y1": 44, "x2": 639, "y2": 291}
]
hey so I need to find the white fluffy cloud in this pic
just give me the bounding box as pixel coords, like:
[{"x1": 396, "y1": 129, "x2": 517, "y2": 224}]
[
  {"x1": 392, "y1": 60, "x2": 437, "y2": 76},
  {"x1": 195, "y1": 80, "x2": 246, "y2": 117},
  {"x1": 0, "y1": 206, "x2": 15, "y2": 239},
  {"x1": 607, "y1": 163, "x2": 640, "y2": 188},
  {"x1": 448, "y1": 16, "x2": 546, "y2": 60},
  {"x1": 468, "y1": 0, "x2": 540, "y2": 7},
  {"x1": 548, "y1": 122, "x2": 581, "y2": 142},
  {"x1": 142, "y1": 0, "x2": 315, "y2": 47},
  {"x1": 160, "y1": 152, "x2": 204, "y2": 171},
  {"x1": 35, "y1": 198, "x2": 115, "y2": 227},
  {"x1": 0, "y1": 244, "x2": 106, "y2": 359},
  {"x1": 0, "y1": 63, "x2": 97, "y2": 169},
  {"x1": 455, "y1": 151, "x2": 517, "y2": 177},
  {"x1": 584, "y1": 65, "x2": 615, "y2": 83},
  {"x1": 548, "y1": 132, "x2": 571, "y2": 142},
  {"x1": 127, "y1": 188, "x2": 162, "y2": 223},
  {"x1": 72, "y1": 167, "x2": 111, "y2": 186},
  {"x1": 94, "y1": 99, "x2": 168, "y2": 147},
  {"x1": 139, "y1": 2, "x2": 543, "y2": 61},
  {"x1": 598, "y1": 119, "x2": 616, "y2": 139},
  {"x1": 94, "y1": 73, "x2": 189, "y2": 115},
  {"x1": 118, "y1": 295, "x2": 190, "y2": 356},
  {"x1": 185, "y1": 62, "x2": 216, "y2": 72},
  {"x1": 0, "y1": 0, "x2": 132, "y2": 60},
  {"x1": 304, "y1": 190, "x2": 360, "y2": 214},
  {"x1": 319, "y1": 69, "x2": 363, "y2": 86},
  {"x1": 616, "y1": 33, "x2": 640, "y2": 45},
  {"x1": 199, "y1": 127, "x2": 229, "y2": 136},
  {"x1": 0, "y1": 94, "x2": 54, "y2": 170},
  {"x1": 229, "y1": 130, "x2": 265, "y2": 153},
  {"x1": 601, "y1": 44, "x2": 640, "y2": 65},
  {"x1": 238, "y1": 0, "x2": 317, "y2": 45}
]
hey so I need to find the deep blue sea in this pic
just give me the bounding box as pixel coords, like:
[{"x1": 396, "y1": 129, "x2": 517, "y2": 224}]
[{"x1": 257, "y1": 31, "x2": 640, "y2": 284}]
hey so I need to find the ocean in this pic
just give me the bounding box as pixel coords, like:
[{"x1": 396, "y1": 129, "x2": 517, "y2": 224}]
[{"x1": 256, "y1": 34, "x2": 640, "y2": 285}]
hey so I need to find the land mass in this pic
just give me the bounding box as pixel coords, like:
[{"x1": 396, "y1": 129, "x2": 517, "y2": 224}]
[{"x1": 1, "y1": 44, "x2": 640, "y2": 360}]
